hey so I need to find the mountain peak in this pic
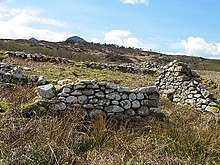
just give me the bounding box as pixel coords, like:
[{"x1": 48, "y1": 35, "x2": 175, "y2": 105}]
[
  {"x1": 65, "y1": 36, "x2": 86, "y2": 43},
  {"x1": 29, "y1": 37, "x2": 38, "y2": 41}
]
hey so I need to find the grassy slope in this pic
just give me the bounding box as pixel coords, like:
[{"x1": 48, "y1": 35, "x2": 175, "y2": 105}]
[
  {"x1": 1, "y1": 39, "x2": 220, "y2": 71},
  {"x1": 0, "y1": 43, "x2": 220, "y2": 164}
]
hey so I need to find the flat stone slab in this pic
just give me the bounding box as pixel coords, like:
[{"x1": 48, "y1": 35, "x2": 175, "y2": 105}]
[{"x1": 37, "y1": 84, "x2": 56, "y2": 99}]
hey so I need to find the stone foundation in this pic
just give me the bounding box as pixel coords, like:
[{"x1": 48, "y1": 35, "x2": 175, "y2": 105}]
[{"x1": 156, "y1": 60, "x2": 219, "y2": 112}]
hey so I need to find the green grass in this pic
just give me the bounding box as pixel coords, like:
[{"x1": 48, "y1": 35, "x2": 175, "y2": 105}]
[
  {"x1": 0, "y1": 40, "x2": 101, "y2": 62},
  {"x1": 178, "y1": 56, "x2": 220, "y2": 72},
  {"x1": 3, "y1": 56, "x2": 156, "y2": 88},
  {"x1": 0, "y1": 102, "x2": 13, "y2": 113}
]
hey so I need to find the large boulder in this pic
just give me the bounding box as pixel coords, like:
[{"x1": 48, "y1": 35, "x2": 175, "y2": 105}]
[{"x1": 37, "y1": 84, "x2": 56, "y2": 99}]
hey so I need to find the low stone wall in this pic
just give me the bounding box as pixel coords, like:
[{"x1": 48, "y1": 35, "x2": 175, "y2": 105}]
[
  {"x1": 4, "y1": 51, "x2": 162, "y2": 75},
  {"x1": 83, "y1": 62, "x2": 162, "y2": 75},
  {"x1": 0, "y1": 62, "x2": 28, "y2": 84},
  {"x1": 5, "y1": 51, "x2": 69, "y2": 64},
  {"x1": 36, "y1": 79, "x2": 161, "y2": 118},
  {"x1": 0, "y1": 62, "x2": 48, "y2": 85},
  {"x1": 156, "y1": 60, "x2": 219, "y2": 112}
]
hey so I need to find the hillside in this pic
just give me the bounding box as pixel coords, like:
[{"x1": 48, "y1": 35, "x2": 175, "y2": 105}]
[
  {"x1": 0, "y1": 39, "x2": 219, "y2": 164},
  {"x1": 0, "y1": 39, "x2": 220, "y2": 71}
]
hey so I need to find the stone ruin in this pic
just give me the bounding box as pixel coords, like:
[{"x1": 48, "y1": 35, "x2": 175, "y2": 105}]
[
  {"x1": 156, "y1": 60, "x2": 220, "y2": 112},
  {"x1": 1, "y1": 56, "x2": 219, "y2": 119},
  {"x1": 83, "y1": 62, "x2": 161, "y2": 75},
  {"x1": 0, "y1": 62, "x2": 48, "y2": 86},
  {"x1": 36, "y1": 79, "x2": 161, "y2": 119},
  {"x1": 0, "y1": 62, "x2": 28, "y2": 84}
]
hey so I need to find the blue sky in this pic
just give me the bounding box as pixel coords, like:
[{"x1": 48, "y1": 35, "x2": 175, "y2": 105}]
[{"x1": 0, "y1": 0, "x2": 220, "y2": 59}]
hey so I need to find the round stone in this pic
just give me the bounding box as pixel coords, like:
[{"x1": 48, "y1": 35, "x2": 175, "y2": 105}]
[
  {"x1": 95, "y1": 91, "x2": 105, "y2": 98},
  {"x1": 132, "y1": 100, "x2": 141, "y2": 109},
  {"x1": 121, "y1": 94, "x2": 128, "y2": 100},
  {"x1": 78, "y1": 95, "x2": 88, "y2": 104},
  {"x1": 49, "y1": 102, "x2": 66, "y2": 111},
  {"x1": 98, "y1": 99, "x2": 110, "y2": 106},
  {"x1": 120, "y1": 100, "x2": 131, "y2": 110},
  {"x1": 136, "y1": 106, "x2": 150, "y2": 117},
  {"x1": 136, "y1": 93, "x2": 144, "y2": 100},
  {"x1": 112, "y1": 100, "x2": 119, "y2": 105},
  {"x1": 66, "y1": 96, "x2": 78, "y2": 103},
  {"x1": 62, "y1": 87, "x2": 71, "y2": 93},
  {"x1": 129, "y1": 93, "x2": 136, "y2": 101},
  {"x1": 71, "y1": 90, "x2": 82, "y2": 96},
  {"x1": 89, "y1": 98, "x2": 98, "y2": 104},
  {"x1": 106, "y1": 92, "x2": 121, "y2": 100}
]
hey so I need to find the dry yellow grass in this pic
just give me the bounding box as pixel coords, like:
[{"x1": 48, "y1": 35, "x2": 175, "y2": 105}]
[{"x1": 0, "y1": 53, "x2": 219, "y2": 164}]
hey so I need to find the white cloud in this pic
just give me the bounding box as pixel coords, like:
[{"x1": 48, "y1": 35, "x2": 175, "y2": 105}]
[
  {"x1": 104, "y1": 29, "x2": 157, "y2": 50},
  {"x1": 90, "y1": 38, "x2": 100, "y2": 43},
  {"x1": 120, "y1": 0, "x2": 149, "y2": 5},
  {"x1": 179, "y1": 37, "x2": 220, "y2": 58},
  {"x1": 104, "y1": 30, "x2": 143, "y2": 48},
  {"x1": 0, "y1": 3, "x2": 69, "y2": 41}
]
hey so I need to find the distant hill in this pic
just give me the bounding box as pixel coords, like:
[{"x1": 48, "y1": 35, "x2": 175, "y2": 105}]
[
  {"x1": 29, "y1": 37, "x2": 38, "y2": 41},
  {"x1": 65, "y1": 36, "x2": 86, "y2": 43}
]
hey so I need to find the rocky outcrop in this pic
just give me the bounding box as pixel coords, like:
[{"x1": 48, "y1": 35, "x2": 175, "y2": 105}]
[
  {"x1": 36, "y1": 79, "x2": 161, "y2": 118},
  {"x1": 156, "y1": 60, "x2": 219, "y2": 112}
]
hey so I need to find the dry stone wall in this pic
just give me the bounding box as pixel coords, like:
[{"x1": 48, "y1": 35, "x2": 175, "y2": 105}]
[
  {"x1": 0, "y1": 62, "x2": 48, "y2": 85},
  {"x1": 36, "y1": 79, "x2": 161, "y2": 118},
  {"x1": 5, "y1": 51, "x2": 69, "y2": 64},
  {"x1": 83, "y1": 62, "x2": 162, "y2": 75},
  {"x1": 0, "y1": 62, "x2": 28, "y2": 84},
  {"x1": 156, "y1": 60, "x2": 220, "y2": 112},
  {"x1": 4, "y1": 51, "x2": 162, "y2": 75}
]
